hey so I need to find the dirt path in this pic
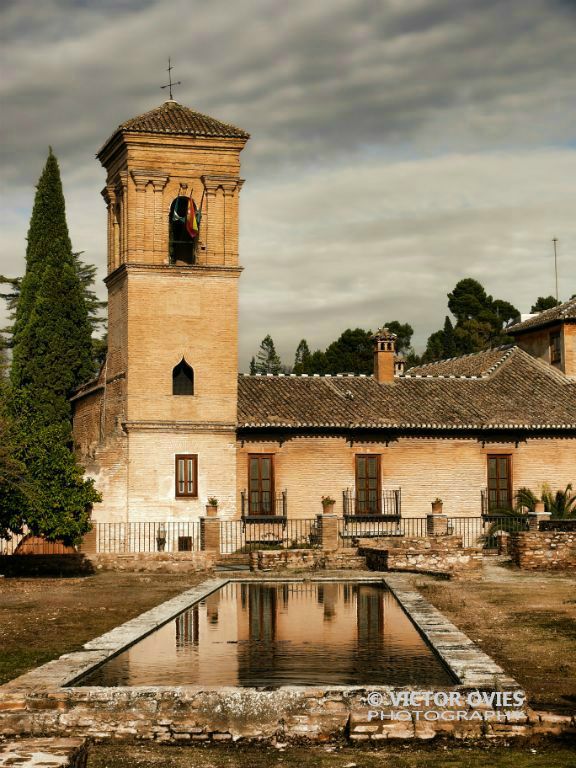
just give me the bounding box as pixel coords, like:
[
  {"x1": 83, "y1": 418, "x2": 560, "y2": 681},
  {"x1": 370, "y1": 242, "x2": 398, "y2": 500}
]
[{"x1": 87, "y1": 741, "x2": 576, "y2": 768}]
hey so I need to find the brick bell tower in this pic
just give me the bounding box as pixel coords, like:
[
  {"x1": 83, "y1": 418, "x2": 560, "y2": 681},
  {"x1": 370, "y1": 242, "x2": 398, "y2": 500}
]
[{"x1": 75, "y1": 100, "x2": 249, "y2": 527}]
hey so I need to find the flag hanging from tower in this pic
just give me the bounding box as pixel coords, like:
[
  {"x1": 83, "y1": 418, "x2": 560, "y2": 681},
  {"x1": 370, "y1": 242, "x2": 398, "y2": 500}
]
[{"x1": 186, "y1": 196, "x2": 200, "y2": 238}]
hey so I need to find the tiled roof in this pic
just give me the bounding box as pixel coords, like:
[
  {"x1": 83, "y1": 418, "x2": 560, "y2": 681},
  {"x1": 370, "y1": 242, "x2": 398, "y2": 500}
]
[
  {"x1": 237, "y1": 347, "x2": 576, "y2": 430},
  {"x1": 507, "y1": 298, "x2": 576, "y2": 334},
  {"x1": 405, "y1": 346, "x2": 514, "y2": 378},
  {"x1": 98, "y1": 101, "x2": 249, "y2": 157}
]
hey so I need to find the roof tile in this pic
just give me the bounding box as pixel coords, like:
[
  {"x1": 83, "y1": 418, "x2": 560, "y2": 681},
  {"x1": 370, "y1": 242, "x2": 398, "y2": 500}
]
[
  {"x1": 237, "y1": 347, "x2": 576, "y2": 429},
  {"x1": 508, "y1": 297, "x2": 576, "y2": 334},
  {"x1": 98, "y1": 101, "x2": 249, "y2": 157}
]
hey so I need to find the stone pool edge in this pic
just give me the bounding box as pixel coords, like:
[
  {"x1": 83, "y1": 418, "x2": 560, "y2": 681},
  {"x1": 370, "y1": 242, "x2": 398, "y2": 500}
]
[{"x1": 1, "y1": 574, "x2": 574, "y2": 742}]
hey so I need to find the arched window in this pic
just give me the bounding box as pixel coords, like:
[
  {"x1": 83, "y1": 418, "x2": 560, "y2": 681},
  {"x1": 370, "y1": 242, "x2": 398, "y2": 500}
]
[
  {"x1": 169, "y1": 196, "x2": 196, "y2": 265},
  {"x1": 172, "y1": 359, "x2": 194, "y2": 396}
]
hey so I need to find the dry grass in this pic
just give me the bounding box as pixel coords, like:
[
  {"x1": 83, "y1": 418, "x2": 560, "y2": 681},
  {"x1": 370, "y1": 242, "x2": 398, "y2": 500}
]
[
  {"x1": 0, "y1": 570, "x2": 207, "y2": 685},
  {"x1": 413, "y1": 561, "x2": 576, "y2": 712}
]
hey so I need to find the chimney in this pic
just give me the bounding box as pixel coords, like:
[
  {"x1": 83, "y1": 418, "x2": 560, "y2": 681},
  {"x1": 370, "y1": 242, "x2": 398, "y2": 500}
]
[{"x1": 372, "y1": 328, "x2": 397, "y2": 384}]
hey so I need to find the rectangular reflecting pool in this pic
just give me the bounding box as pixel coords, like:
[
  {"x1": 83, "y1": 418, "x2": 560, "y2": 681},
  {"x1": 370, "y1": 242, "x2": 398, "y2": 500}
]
[{"x1": 77, "y1": 581, "x2": 456, "y2": 687}]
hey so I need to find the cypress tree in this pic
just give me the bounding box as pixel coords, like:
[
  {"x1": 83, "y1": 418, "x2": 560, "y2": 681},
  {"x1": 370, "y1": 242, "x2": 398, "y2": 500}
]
[
  {"x1": 293, "y1": 339, "x2": 311, "y2": 374},
  {"x1": 2, "y1": 150, "x2": 100, "y2": 543},
  {"x1": 442, "y1": 316, "x2": 457, "y2": 358},
  {"x1": 11, "y1": 149, "x2": 95, "y2": 426}
]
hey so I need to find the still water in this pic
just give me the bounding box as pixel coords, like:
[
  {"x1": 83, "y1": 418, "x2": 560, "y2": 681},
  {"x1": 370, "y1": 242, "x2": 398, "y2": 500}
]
[{"x1": 78, "y1": 582, "x2": 455, "y2": 687}]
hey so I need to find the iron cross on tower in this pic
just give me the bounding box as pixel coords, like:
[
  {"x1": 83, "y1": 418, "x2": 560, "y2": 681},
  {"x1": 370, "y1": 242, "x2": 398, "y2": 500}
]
[{"x1": 161, "y1": 58, "x2": 181, "y2": 100}]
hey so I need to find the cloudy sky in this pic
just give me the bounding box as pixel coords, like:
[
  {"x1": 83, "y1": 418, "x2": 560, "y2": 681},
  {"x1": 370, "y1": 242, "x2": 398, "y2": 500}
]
[{"x1": 1, "y1": 0, "x2": 576, "y2": 369}]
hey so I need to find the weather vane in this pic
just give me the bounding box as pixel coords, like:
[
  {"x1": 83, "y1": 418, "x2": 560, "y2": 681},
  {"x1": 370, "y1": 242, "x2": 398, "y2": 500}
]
[{"x1": 161, "y1": 58, "x2": 181, "y2": 100}]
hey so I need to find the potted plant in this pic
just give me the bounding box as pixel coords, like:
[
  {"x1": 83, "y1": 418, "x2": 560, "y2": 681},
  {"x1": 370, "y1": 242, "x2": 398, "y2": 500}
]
[
  {"x1": 156, "y1": 524, "x2": 166, "y2": 552},
  {"x1": 206, "y1": 497, "x2": 218, "y2": 517},
  {"x1": 431, "y1": 498, "x2": 443, "y2": 514},
  {"x1": 321, "y1": 495, "x2": 336, "y2": 514}
]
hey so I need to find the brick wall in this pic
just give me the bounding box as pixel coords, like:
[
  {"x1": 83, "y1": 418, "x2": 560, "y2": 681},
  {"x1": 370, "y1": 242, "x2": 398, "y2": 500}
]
[
  {"x1": 124, "y1": 428, "x2": 237, "y2": 523},
  {"x1": 237, "y1": 435, "x2": 576, "y2": 519},
  {"x1": 100, "y1": 133, "x2": 246, "y2": 271},
  {"x1": 124, "y1": 266, "x2": 240, "y2": 425},
  {"x1": 515, "y1": 322, "x2": 576, "y2": 377},
  {"x1": 509, "y1": 530, "x2": 576, "y2": 570}
]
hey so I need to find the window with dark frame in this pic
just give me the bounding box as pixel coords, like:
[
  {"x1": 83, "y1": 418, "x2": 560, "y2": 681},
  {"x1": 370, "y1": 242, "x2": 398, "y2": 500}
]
[
  {"x1": 248, "y1": 454, "x2": 274, "y2": 515},
  {"x1": 172, "y1": 359, "x2": 194, "y2": 395},
  {"x1": 487, "y1": 454, "x2": 512, "y2": 512},
  {"x1": 355, "y1": 455, "x2": 381, "y2": 514},
  {"x1": 550, "y1": 332, "x2": 561, "y2": 364},
  {"x1": 175, "y1": 454, "x2": 198, "y2": 498}
]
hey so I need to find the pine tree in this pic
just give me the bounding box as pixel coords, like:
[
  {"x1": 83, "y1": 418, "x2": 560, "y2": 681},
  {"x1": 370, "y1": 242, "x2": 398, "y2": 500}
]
[
  {"x1": 421, "y1": 329, "x2": 445, "y2": 363},
  {"x1": 307, "y1": 349, "x2": 328, "y2": 374},
  {"x1": 293, "y1": 339, "x2": 311, "y2": 374},
  {"x1": 324, "y1": 328, "x2": 373, "y2": 374},
  {"x1": 0, "y1": 340, "x2": 8, "y2": 383},
  {"x1": 382, "y1": 321, "x2": 414, "y2": 357},
  {"x1": 249, "y1": 356, "x2": 256, "y2": 375},
  {"x1": 2, "y1": 254, "x2": 107, "y2": 368},
  {"x1": 531, "y1": 296, "x2": 560, "y2": 312},
  {"x1": 11, "y1": 150, "x2": 95, "y2": 426},
  {"x1": 73, "y1": 252, "x2": 107, "y2": 336},
  {"x1": 255, "y1": 335, "x2": 282, "y2": 374}
]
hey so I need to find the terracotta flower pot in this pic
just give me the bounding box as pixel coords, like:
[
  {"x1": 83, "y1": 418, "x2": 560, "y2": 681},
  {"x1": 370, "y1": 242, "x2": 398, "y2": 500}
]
[{"x1": 206, "y1": 505, "x2": 218, "y2": 518}]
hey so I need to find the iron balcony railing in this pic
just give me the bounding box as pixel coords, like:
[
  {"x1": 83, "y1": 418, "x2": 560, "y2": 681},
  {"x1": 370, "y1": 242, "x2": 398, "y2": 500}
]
[
  {"x1": 342, "y1": 489, "x2": 401, "y2": 519},
  {"x1": 240, "y1": 490, "x2": 288, "y2": 521}
]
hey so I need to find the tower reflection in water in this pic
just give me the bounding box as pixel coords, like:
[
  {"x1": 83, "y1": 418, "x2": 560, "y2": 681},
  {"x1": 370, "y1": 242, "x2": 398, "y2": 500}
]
[{"x1": 78, "y1": 582, "x2": 455, "y2": 687}]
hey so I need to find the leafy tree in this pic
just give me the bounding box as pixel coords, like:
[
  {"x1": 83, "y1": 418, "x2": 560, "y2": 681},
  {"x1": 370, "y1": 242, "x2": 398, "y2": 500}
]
[
  {"x1": 382, "y1": 321, "x2": 413, "y2": 357},
  {"x1": 293, "y1": 339, "x2": 311, "y2": 374},
  {"x1": 11, "y1": 150, "x2": 95, "y2": 427},
  {"x1": 0, "y1": 408, "x2": 100, "y2": 544},
  {"x1": 531, "y1": 296, "x2": 560, "y2": 312},
  {"x1": 324, "y1": 328, "x2": 373, "y2": 375},
  {"x1": 254, "y1": 334, "x2": 282, "y2": 374}
]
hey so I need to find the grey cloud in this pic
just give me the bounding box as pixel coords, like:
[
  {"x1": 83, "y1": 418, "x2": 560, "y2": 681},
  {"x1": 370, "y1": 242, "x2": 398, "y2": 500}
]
[{"x1": 1, "y1": 0, "x2": 575, "y2": 368}]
